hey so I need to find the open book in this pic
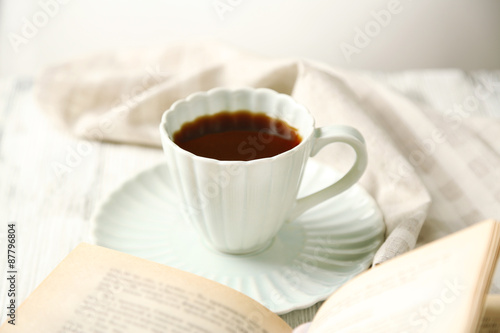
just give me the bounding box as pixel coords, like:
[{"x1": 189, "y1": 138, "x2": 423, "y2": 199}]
[{"x1": 2, "y1": 219, "x2": 500, "y2": 332}]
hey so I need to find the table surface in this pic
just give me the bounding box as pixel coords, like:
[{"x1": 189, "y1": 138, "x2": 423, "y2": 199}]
[{"x1": 1, "y1": 70, "x2": 499, "y2": 328}]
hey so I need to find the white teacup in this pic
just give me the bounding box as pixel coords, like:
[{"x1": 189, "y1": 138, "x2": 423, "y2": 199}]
[{"x1": 160, "y1": 87, "x2": 367, "y2": 254}]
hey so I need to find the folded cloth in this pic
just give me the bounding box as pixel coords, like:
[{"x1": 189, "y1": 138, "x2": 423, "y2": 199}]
[{"x1": 36, "y1": 41, "x2": 432, "y2": 265}]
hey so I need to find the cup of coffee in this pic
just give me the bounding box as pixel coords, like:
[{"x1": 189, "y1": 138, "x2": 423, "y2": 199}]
[{"x1": 159, "y1": 87, "x2": 367, "y2": 254}]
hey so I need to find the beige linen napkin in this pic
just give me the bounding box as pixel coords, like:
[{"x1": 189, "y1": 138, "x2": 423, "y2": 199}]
[{"x1": 36, "y1": 41, "x2": 431, "y2": 265}]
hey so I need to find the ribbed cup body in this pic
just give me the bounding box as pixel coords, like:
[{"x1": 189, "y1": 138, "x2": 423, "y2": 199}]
[{"x1": 160, "y1": 88, "x2": 314, "y2": 254}]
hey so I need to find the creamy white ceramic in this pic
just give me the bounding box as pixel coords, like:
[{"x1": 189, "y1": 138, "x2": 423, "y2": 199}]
[
  {"x1": 159, "y1": 87, "x2": 367, "y2": 254},
  {"x1": 91, "y1": 160, "x2": 385, "y2": 314}
]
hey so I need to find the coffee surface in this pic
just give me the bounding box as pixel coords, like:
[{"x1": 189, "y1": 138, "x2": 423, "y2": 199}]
[{"x1": 173, "y1": 111, "x2": 302, "y2": 161}]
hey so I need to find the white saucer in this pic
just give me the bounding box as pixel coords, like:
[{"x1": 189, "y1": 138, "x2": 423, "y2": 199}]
[{"x1": 91, "y1": 160, "x2": 385, "y2": 314}]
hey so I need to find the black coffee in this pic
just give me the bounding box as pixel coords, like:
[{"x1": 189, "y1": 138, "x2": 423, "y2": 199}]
[{"x1": 173, "y1": 110, "x2": 302, "y2": 161}]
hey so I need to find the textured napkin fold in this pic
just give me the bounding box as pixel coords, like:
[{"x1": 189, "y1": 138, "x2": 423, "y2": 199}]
[{"x1": 36, "y1": 41, "x2": 431, "y2": 265}]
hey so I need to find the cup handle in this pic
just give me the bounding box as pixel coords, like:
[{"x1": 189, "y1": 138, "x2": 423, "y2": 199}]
[{"x1": 288, "y1": 125, "x2": 368, "y2": 221}]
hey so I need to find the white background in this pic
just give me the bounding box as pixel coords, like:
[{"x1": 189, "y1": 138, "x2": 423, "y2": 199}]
[{"x1": 1, "y1": 0, "x2": 499, "y2": 76}]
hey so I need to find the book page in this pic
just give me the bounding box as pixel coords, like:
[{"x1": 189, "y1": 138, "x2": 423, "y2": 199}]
[
  {"x1": 479, "y1": 294, "x2": 500, "y2": 332},
  {"x1": 0, "y1": 243, "x2": 292, "y2": 333},
  {"x1": 308, "y1": 220, "x2": 500, "y2": 333}
]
